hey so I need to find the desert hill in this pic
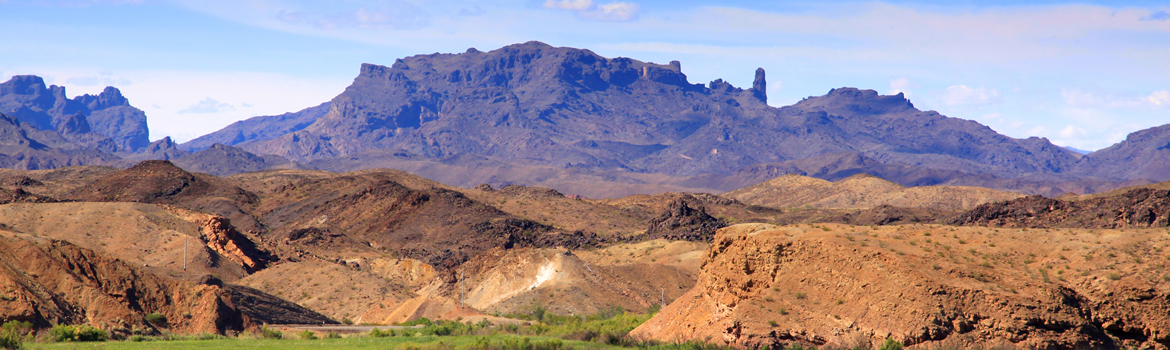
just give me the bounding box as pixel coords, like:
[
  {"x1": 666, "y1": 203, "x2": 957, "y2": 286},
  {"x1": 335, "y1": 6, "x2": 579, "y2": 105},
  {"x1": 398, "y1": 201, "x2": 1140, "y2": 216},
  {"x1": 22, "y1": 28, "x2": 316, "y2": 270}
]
[
  {"x1": 0, "y1": 229, "x2": 249, "y2": 335},
  {"x1": 632, "y1": 223, "x2": 1170, "y2": 349},
  {"x1": 0, "y1": 202, "x2": 260, "y2": 281},
  {"x1": 724, "y1": 173, "x2": 1024, "y2": 211}
]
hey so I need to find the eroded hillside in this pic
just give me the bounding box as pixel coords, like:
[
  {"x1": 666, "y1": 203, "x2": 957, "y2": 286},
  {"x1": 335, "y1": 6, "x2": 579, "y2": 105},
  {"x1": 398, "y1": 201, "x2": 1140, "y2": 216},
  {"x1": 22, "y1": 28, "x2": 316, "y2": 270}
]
[{"x1": 633, "y1": 223, "x2": 1170, "y2": 349}]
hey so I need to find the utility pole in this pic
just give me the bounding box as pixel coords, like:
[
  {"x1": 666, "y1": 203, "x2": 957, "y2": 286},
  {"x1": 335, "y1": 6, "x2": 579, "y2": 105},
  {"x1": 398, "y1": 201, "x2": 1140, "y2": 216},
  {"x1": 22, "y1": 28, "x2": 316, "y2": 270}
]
[
  {"x1": 460, "y1": 270, "x2": 466, "y2": 309},
  {"x1": 183, "y1": 236, "x2": 187, "y2": 271},
  {"x1": 661, "y1": 288, "x2": 665, "y2": 307}
]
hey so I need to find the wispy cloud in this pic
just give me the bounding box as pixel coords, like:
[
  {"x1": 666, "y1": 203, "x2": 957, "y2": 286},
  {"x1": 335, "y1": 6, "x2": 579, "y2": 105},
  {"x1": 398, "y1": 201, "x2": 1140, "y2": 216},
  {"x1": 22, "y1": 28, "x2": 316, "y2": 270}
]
[
  {"x1": 1062, "y1": 89, "x2": 1170, "y2": 110},
  {"x1": 542, "y1": 0, "x2": 640, "y2": 22},
  {"x1": 180, "y1": 97, "x2": 235, "y2": 114},
  {"x1": 274, "y1": 1, "x2": 430, "y2": 30},
  {"x1": 940, "y1": 85, "x2": 1000, "y2": 106},
  {"x1": 1141, "y1": 10, "x2": 1170, "y2": 21},
  {"x1": 887, "y1": 78, "x2": 915, "y2": 96},
  {"x1": 65, "y1": 75, "x2": 131, "y2": 87}
]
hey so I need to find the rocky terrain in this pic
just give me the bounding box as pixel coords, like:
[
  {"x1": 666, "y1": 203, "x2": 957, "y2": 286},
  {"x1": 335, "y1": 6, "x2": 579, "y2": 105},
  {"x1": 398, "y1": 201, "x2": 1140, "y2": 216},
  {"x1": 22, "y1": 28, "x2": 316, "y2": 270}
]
[
  {"x1": 632, "y1": 223, "x2": 1170, "y2": 349},
  {"x1": 950, "y1": 182, "x2": 1170, "y2": 229},
  {"x1": 0, "y1": 229, "x2": 250, "y2": 335},
  {"x1": 724, "y1": 173, "x2": 1024, "y2": 211}
]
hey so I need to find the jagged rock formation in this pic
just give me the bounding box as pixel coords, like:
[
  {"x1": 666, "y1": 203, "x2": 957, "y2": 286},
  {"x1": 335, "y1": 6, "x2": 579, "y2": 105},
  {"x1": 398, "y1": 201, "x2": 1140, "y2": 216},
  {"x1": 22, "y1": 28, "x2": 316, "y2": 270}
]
[
  {"x1": 949, "y1": 187, "x2": 1170, "y2": 228},
  {"x1": 632, "y1": 223, "x2": 1170, "y2": 349},
  {"x1": 643, "y1": 197, "x2": 726, "y2": 242},
  {"x1": 124, "y1": 136, "x2": 189, "y2": 161},
  {"x1": 0, "y1": 76, "x2": 149, "y2": 152}
]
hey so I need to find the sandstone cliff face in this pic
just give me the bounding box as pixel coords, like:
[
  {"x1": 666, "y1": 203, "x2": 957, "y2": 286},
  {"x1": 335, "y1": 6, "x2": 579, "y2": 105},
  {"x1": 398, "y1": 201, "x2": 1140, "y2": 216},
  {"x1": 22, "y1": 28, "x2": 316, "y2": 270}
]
[
  {"x1": 631, "y1": 224, "x2": 1170, "y2": 349},
  {"x1": 0, "y1": 231, "x2": 249, "y2": 335}
]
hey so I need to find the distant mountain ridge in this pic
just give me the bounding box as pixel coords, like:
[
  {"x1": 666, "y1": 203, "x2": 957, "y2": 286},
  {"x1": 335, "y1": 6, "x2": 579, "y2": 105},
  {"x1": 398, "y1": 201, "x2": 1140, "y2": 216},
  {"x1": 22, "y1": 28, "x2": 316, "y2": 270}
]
[
  {"x1": 171, "y1": 41, "x2": 1170, "y2": 197},
  {"x1": 0, "y1": 75, "x2": 149, "y2": 152}
]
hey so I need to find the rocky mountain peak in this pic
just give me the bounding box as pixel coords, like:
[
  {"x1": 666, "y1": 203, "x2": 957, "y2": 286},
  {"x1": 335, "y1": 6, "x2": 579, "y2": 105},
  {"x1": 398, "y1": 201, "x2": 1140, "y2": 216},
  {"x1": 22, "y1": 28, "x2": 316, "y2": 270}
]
[
  {"x1": 0, "y1": 75, "x2": 48, "y2": 95},
  {"x1": 74, "y1": 86, "x2": 130, "y2": 110}
]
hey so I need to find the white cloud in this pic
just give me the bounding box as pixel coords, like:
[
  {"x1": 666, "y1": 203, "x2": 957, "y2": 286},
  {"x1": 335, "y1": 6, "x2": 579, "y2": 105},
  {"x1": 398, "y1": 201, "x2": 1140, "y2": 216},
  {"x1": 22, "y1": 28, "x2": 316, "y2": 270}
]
[
  {"x1": 543, "y1": 0, "x2": 593, "y2": 11},
  {"x1": 939, "y1": 85, "x2": 1000, "y2": 106},
  {"x1": 542, "y1": 0, "x2": 640, "y2": 22},
  {"x1": 1147, "y1": 90, "x2": 1170, "y2": 106},
  {"x1": 180, "y1": 97, "x2": 235, "y2": 114},
  {"x1": 1059, "y1": 125, "x2": 1087, "y2": 138},
  {"x1": 887, "y1": 77, "x2": 915, "y2": 96}
]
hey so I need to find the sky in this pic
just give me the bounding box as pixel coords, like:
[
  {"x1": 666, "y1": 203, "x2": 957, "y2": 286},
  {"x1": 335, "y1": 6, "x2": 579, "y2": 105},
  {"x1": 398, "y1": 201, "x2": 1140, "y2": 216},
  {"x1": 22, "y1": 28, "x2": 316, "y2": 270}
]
[{"x1": 1, "y1": 0, "x2": 1167, "y2": 151}]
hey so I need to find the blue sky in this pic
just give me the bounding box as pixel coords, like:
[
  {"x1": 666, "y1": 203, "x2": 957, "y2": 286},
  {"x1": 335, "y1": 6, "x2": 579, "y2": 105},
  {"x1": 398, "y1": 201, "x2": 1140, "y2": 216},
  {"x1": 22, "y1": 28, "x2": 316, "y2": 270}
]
[{"x1": 1, "y1": 0, "x2": 1167, "y2": 151}]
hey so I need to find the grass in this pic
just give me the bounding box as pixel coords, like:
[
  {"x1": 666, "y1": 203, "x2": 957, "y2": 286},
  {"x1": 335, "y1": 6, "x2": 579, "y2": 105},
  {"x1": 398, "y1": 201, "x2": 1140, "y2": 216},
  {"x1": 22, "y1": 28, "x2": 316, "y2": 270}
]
[{"x1": 22, "y1": 335, "x2": 618, "y2": 350}]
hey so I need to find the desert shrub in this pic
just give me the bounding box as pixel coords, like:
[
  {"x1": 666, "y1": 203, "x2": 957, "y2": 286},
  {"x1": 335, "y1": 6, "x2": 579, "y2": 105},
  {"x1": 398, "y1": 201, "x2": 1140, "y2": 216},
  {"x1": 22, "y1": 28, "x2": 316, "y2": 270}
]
[
  {"x1": 399, "y1": 317, "x2": 434, "y2": 327},
  {"x1": 326, "y1": 331, "x2": 342, "y2": 339},
  {"x1": 259, "y1": 325, "x2": 282, "y2": 339},
  {"x1": 1, "y1": 320, "x2": 32, "y2": 348},
  {"x1": 879, "y1": 337, "x2": 904, "y2": 350},
  {"x1": 190, "y1": 333, "x2": 222, "y2": 340},
  {"x1": 144, "y1": 312, "x2": 167, "y2": 326},
  {"x1": 127, "y1": 334, "x2": 149, "y2": 342},
  {"x1": 0, "y1": 333, "x2": 18, "y2": 350},
  {"x1": 298, "y1": 330, "x2": 317, "y2": 340},
  {"x1": 369, "y1": 328, "x2": 394, "y2": 337},
  {"x1": 49, "y1": 324, "x2": 107, "y2": 342}
]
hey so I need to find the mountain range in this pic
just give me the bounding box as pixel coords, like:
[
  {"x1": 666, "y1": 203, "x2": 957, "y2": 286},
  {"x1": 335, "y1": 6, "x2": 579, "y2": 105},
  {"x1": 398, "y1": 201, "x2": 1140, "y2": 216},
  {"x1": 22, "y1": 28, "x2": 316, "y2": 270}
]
[{"x1": 1, "y1": 41, "x2": 1168, "y2": 198}]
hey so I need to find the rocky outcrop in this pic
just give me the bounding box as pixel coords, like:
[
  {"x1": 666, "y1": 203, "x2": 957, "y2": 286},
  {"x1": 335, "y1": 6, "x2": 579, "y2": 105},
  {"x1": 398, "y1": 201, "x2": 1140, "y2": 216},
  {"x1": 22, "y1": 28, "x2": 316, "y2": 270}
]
[
  {"x1": 166, "y1": 207, "x2": 272, "y2": 272},
  {"x1": 950, "y1": 188, "x2": 1170, "y2": 228},
  {"x1": 643, "y1": 197, "x2": 726, "y2": 242},
  {"x1": 123, "y1": 136, "x2": 189, "y2": 161},
  {"x1": 632, "y1": 224, "x2": 1170, "y2": 349}
]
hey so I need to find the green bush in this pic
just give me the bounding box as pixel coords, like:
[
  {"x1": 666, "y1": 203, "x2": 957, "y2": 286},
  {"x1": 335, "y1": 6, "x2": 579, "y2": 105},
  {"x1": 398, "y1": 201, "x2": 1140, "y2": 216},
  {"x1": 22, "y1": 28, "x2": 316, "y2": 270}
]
[
  {"x1": 259, "y1": 325, "x2": 282, "y2": 339},
  {"x1": 325, "y1": 331, "x2": 342, "y2": 339},
  {"x1": 298, "y1": 330, "x2": 317, "y2": 340},
  {"x1": 144, "y1": 312, "x2": 168, "y2": 326},
  {"x1": 1, "y1": 320, "x2": 32, "y2": 349},
  {"x1": 369, "y1": 328, "x2": 395, "y2": 338},
  {"x1": 49, "y1": 324, "x2": 108, "y2": 342},
  {"x1": 0, "y1": 334, "x2": 18, "y2": 350},
  {"x1": 878, "y1": 337, "x2": 904, "y2": 350}
]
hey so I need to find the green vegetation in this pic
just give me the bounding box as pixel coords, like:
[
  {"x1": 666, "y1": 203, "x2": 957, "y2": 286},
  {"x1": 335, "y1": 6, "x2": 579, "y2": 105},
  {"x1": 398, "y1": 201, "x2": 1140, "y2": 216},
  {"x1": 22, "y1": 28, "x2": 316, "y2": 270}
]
[
  {"x1": 47, "y1": 325, "x2": 107, "y2": 342},
  {"x1": 144, "y1": 313, "x2": 167, "y2": 326}
]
